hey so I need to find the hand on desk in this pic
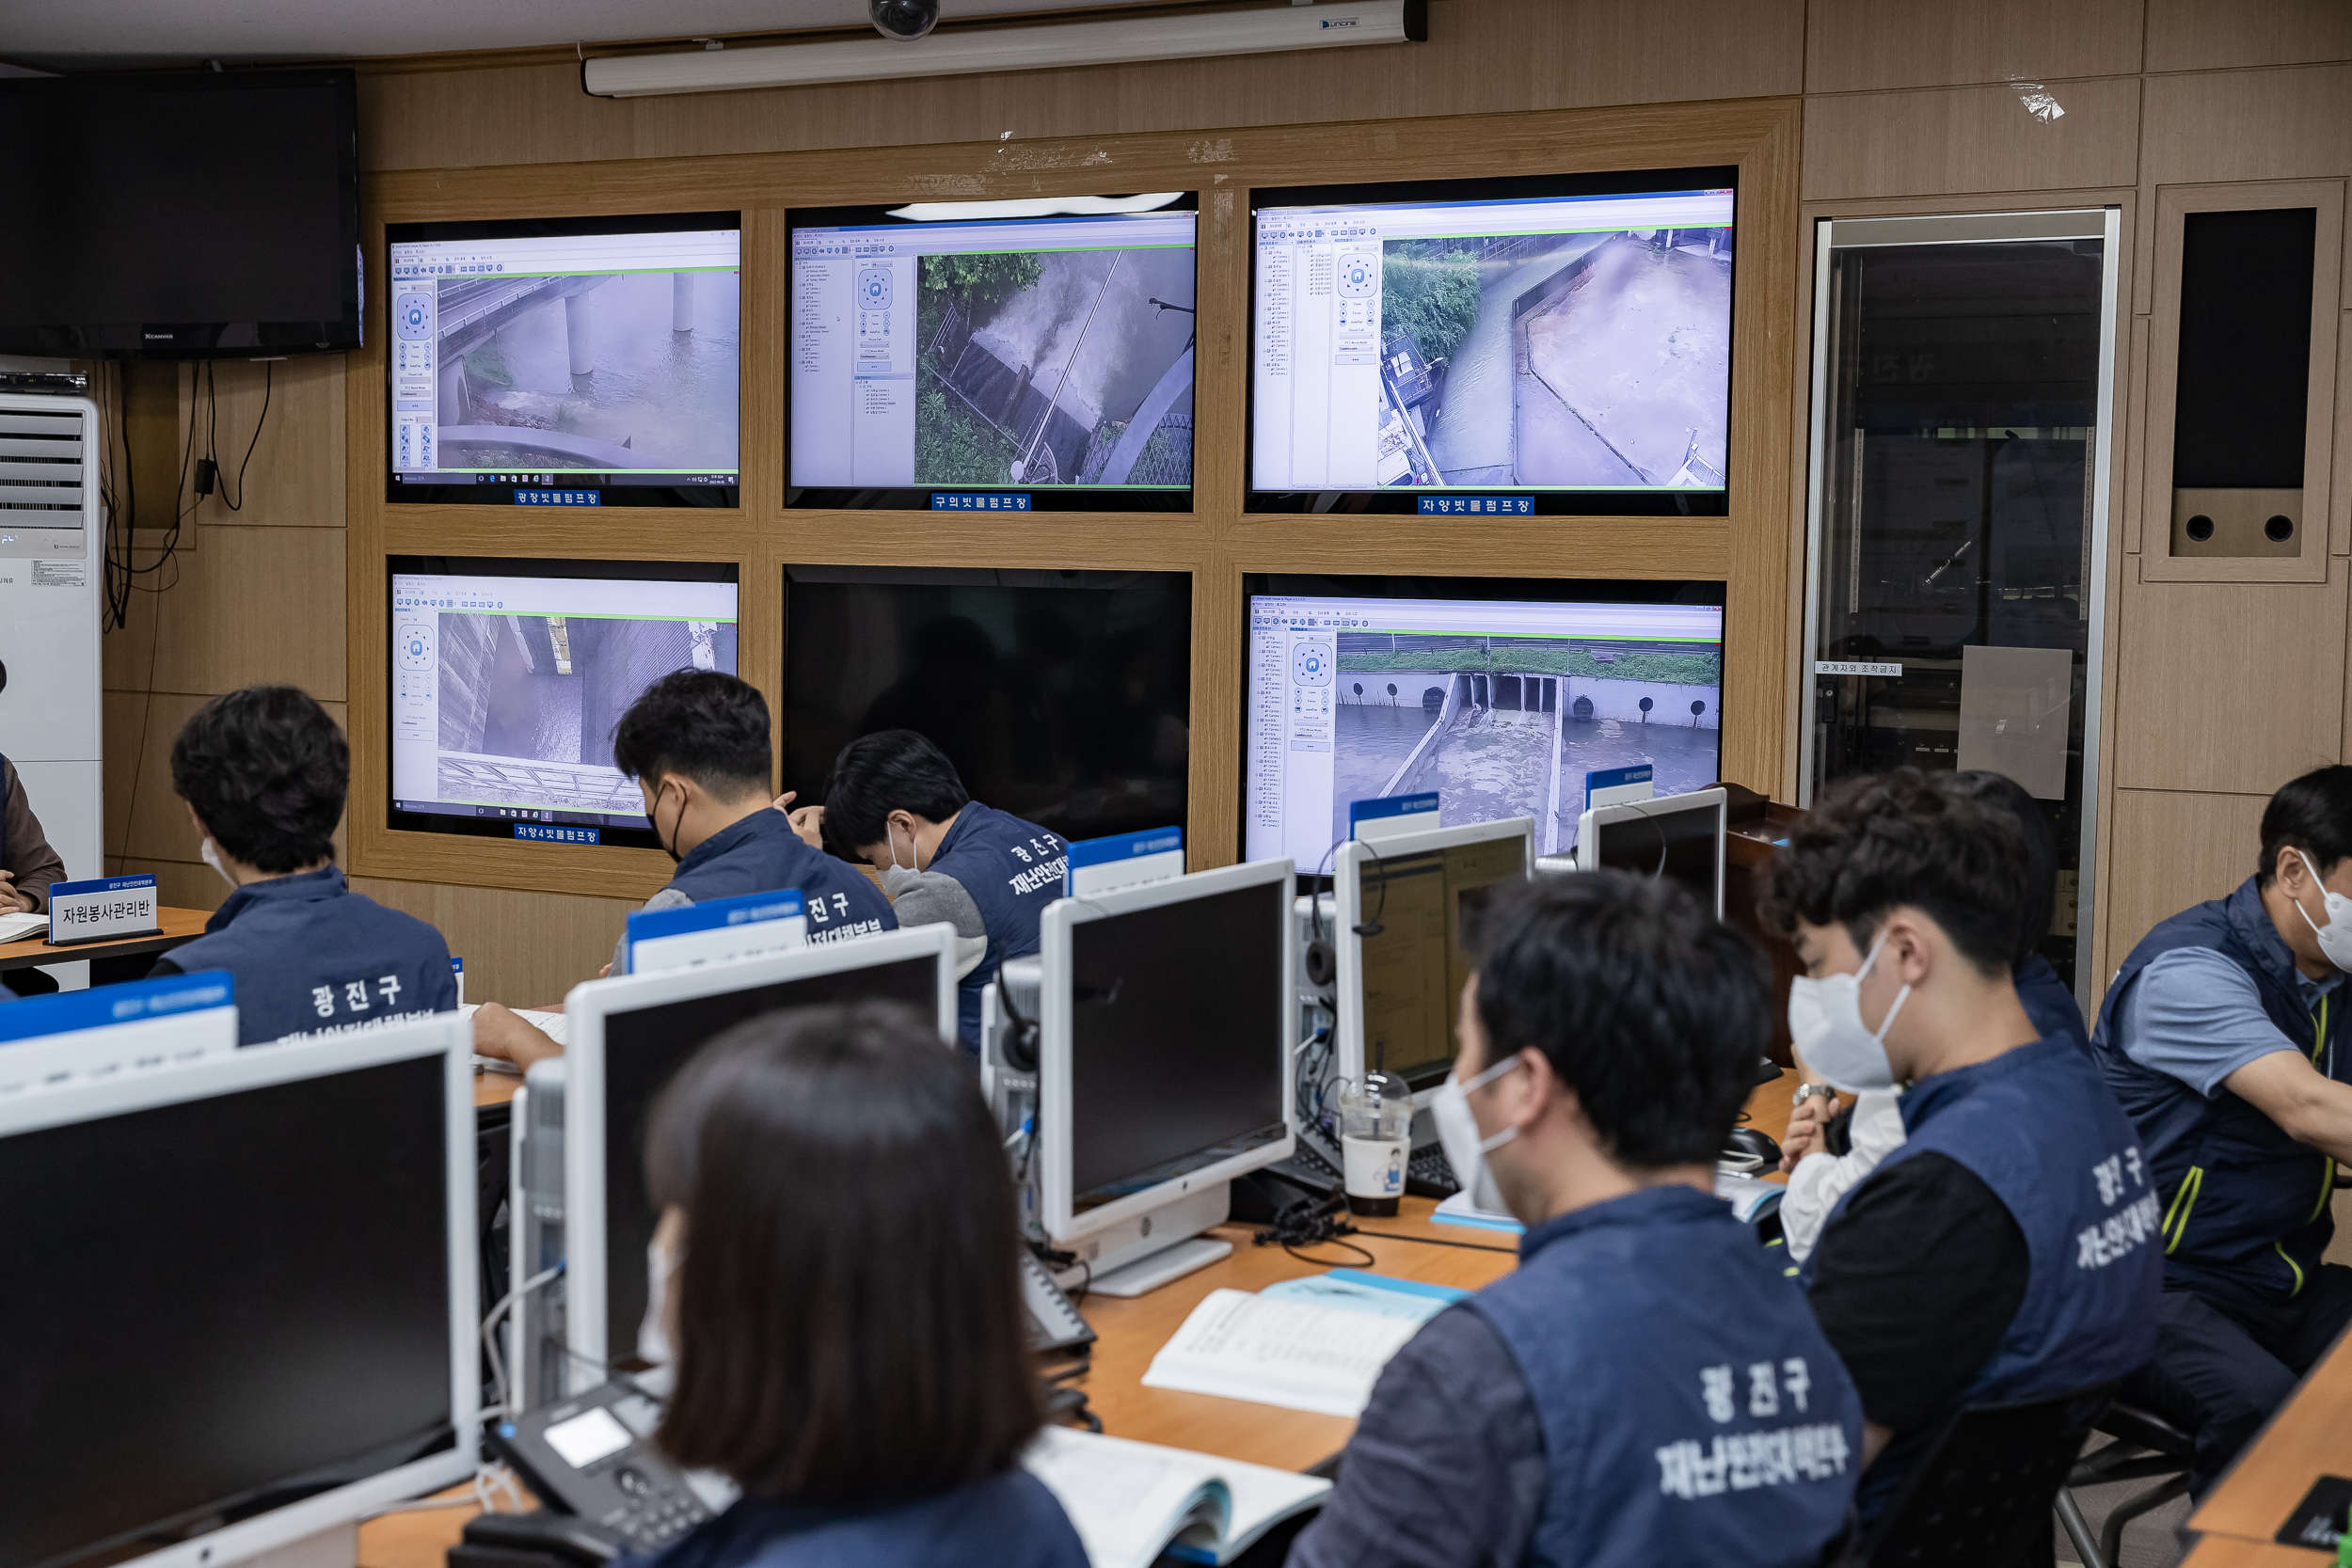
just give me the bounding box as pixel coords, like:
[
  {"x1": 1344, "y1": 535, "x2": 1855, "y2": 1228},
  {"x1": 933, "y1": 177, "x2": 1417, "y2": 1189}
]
[
  {"x1": 471, "y1": 1002, "x2": 565, "y2": 1071},
  {"x1": 0, "y1": 871, "x2": 31, "y2": 914}
]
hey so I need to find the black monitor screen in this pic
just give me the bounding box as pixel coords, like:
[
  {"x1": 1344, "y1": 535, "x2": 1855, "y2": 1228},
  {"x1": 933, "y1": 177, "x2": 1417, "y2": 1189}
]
[
  {"x1": 1593, "y1": 800, "x2": 1721, "y2": 914},
  {"x1": 598, "y1": 958, "x2": 941, "y2": 1362},
  {"x1": 1356, "y1": 835, "x2": 1530, "y2": 1090},
  {"x1": 783, "y1": 566, "x2": 1190, "y2": 846},
  {"x1": 0, "y1": 1057, "x2": 452, "y2": 1568},
  {"x1": 1068, "y1": 880, "x2": 1288, "y2": 1209}
]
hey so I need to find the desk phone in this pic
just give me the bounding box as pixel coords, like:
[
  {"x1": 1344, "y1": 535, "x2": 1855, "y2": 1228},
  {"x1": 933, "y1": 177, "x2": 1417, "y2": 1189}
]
[{"x1": 492, "y1": 1381, "x2": 713, "y2": 1554}]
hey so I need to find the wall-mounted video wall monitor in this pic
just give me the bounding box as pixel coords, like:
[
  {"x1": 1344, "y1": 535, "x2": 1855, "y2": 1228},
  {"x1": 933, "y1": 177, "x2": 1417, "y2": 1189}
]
[
  {"x1": 782, "y1": 565, "x2": 1190, "y2": 844},
  {"x1": 388, "y1": 558, "x2": 739, "y2": 848},
  {"x1": 1248, "y1": 169, "x2": 1737, "y2": 515},
  {"x1": 384, "y1": 213, "x2": 741, "y2": 507},
  {"x1": 1242, "y1": 575, "x2": 1724, "y2": 864},
  {"x1": 787, "y1": 194, "x2": 1198, "y2": 512}
]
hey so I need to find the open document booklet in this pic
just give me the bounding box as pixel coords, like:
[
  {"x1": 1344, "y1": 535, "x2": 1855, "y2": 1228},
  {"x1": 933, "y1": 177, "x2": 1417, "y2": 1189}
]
[
  {"x1": 1140, "y1": 1270, "x2": 1464, "y2": 1418},
  {"x1": 1024, "y1": 1426, "x2": 1331, "y2": 1568},
  {"x1": 0, "y1": 911, "x2": 52, "y2": 944}
]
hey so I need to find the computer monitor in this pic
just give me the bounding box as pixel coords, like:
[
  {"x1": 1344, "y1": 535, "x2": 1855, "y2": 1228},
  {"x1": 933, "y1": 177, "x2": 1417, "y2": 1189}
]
[
  {"x1": 388, "y1": 557, "x2": 740, "y2": 848},
  {"x1": 1035, "y1": 859, "x2": 1295, "y2": 1294},
  {"x1": 0, "y1": 1014, "x2": 477, "y2": 1568},
  {"x1": 1248, "y1": 168, "x2": 1736, "y2": 514},
  {"x1": 787, "y1": 195, "x2": 1198, "y2": 510},
  {"x1": 555, "y1": 925, "x2": 959, "y2": 1382},
  {"x1": 385, "y1": 211, "x2": 741, "y2": 506},
  {"x1": 1243, "y1": 576, "x2": 1725, "y2": 863},
  {"x1": 1575, "y1": 785, "x2": 1728, "y2": 918},
  {"x1": 781, "y1": 564, "x2": 1192, "y2": 845},
  {"x1": 1332, "y1": 817, "x2": 1532, "y2": 1103}
]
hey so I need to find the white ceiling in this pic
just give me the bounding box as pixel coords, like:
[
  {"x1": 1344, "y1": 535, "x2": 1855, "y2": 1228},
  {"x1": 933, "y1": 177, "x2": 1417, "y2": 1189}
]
[{"x1": 1, "y1": 0, "x2": 1167, "y2": 70}]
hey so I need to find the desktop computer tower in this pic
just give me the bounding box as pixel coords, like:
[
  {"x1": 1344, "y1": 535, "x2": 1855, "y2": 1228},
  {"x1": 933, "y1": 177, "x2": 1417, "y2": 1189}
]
[{"x1": 510, "y1": 1062, "x2": 568, "y2": 1410}]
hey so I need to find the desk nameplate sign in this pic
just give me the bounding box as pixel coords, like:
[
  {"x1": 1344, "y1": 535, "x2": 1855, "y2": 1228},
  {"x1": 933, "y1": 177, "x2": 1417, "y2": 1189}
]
[
  {"x1": 46, "y1": 874, "x2": 162, "y2": 946},
  {"x1": 625, "y1": 889, "x2": 806, "y2": 975},
  {"x1": 1066, "y1": 828, "x2": 1184, "y2": 899},
  {"x1": 1350, "y1": 792, "x2": 1440, "y2": 844}
]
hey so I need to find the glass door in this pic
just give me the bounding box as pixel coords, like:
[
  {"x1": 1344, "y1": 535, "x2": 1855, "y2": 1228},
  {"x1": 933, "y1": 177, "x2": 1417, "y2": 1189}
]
[{"x1": 1801, "y1": 210, "x2": 2122, "y2": 1003}]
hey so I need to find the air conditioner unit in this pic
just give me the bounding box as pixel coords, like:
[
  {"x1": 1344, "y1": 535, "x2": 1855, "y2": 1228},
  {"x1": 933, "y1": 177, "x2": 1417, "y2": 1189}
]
[{"x1": 0, "y1": 389, "x2": 106, "y2": 941}]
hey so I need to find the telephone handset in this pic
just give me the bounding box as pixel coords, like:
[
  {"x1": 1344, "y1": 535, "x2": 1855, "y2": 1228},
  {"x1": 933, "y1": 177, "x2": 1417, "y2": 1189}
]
[{"x1": 490, "y1": 1381, "x2": 714, "y2": 1557}]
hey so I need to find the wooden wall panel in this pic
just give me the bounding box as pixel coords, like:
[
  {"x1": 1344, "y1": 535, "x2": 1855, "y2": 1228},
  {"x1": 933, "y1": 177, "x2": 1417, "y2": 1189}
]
[
  {"x1": 348, "y1": 877, "x2": 642, "y2": 1006},
  {"x1": 2145, "y1": 0, "x2": 2352, "y2": 74},
  {"x1": 101, "y1": 525, "x2": 348, "y2": 703},
  {"x1": 1804, "y1": 0, "x2": 2144, "y2": 94},
  {"x1": 2140, "y1": 63, "x2": 2352, "y2": 184},
  {"x1": 2100, "y1": 786, "x2": 2267, "y2": 971},
  {"x1": 2110, "y1": 571, "x2": 2348, "y2": 794},
  {"x1": 178, "y1": 356, "x2": 348, "y2": 531},
  {"x1": 109, "y1": 857, "x2": 230, "y2": 917},
  {"x1": 354, "y1": 0, "x2": 1805, "y2": 173},
  {"x1": 1801, "y1": 75, "x2": 2142, "y2": 199}
]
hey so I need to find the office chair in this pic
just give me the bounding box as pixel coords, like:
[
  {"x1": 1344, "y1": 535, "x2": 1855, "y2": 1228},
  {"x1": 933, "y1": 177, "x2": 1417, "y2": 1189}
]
[
  {"x1": 2053, "y1": 1396, "x2": 2195, "y2": 1568},
  {"x1": 1840, "y1": 1382, "x2": 2116, "y2": 1567}
]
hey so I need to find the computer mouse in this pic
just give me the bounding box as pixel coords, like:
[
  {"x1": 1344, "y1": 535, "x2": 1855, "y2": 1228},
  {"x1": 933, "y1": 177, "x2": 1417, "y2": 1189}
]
[{"x1": 1720, "y1": 1126, "x2": 1782, "y2": 1175}]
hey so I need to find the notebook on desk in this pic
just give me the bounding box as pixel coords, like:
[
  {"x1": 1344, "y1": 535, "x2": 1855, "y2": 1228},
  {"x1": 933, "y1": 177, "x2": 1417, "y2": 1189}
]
[
  {"x1": 0, "y1": 911, "x2": 51, "y2": 944},
  {"x1": 1024, "y1": 1425, "x2": 1330, "y2": 1568}
]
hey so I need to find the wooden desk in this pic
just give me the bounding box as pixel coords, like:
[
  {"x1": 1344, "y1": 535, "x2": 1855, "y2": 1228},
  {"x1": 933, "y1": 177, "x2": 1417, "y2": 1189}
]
[
  {"x1": 2179, "y1": 1540, "x2": 2334, "y2": 1567},
  {"x1": 0, "y1": 905, "x2": 210, "y2": 981},
  {"x1": 2186, "y1": 1317, "x2": 2352, "y2": 1548},
  {"x1": 361, "y1": 1071, "x2": 1804, "y2": 1568}
]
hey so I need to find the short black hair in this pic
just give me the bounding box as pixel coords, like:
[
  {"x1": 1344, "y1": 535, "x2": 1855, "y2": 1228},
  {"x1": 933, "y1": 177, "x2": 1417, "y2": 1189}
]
[
  {"x1": 169, "y1": 686, "x2": 346, "y2": 873},
  {"x1": 611, "y1": 670, "x2": 771, "y2": 799},
  {"x1": 2258, "y1": 766, "x2": 2352, "y2": 887},
  {"x1": 645, "y1": 1002, "x2": 1040, "y2": 1506},
  {"x1": 1947, "y1": 769, "x2": 2058, "y2": 967},
  {"x1": 1471, "y1": 870, "x2": 1767, "y2": 1171},
  {"x1": 820, "y1": 730, "x2": 972, "y2": 853},
  {"x1": 1759, "y1": 767, "x2": 2028, "y2": 976}
]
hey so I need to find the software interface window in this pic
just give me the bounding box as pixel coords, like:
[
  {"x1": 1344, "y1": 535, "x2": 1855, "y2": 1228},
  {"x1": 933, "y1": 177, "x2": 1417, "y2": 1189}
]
[
  {"x1": 391, "y1": 570, "x2": 740, "y2": 833},
  {"x1": 1359, "y1": 837, "x2": 1529, "y2": 1088},
  {"x1": 388, "y1": 225, "x2": 741, "y2": 491},
  {"x1": 1251, "y1": 187, "x2": 1734, "y2": 494},
  {"x1": 1247, "y1": 594, "x2": 1724, "y2": 863},
  {"x1": 791, "y1": 209, "x2": 1197, "y2": 491}
]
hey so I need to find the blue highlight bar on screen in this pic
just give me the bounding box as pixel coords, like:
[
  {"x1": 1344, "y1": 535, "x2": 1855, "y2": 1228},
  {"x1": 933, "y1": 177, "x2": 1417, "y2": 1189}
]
[
  {"x1": 932, "y1": 494, "x2": 1034, "y2": 511},
  {"x1": 515, "y1": 489, "x2": 601, "y2": 506},
  {"x1": 514, "y1": 824, "x2": 601, "y2": 845},
  {"x1": 1418, "y1": 496, "x2": 1534, "y2": 515}
]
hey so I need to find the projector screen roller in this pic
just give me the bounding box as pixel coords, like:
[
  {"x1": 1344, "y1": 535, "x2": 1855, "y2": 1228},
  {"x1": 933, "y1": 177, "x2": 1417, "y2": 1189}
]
[
  {"x1": 1248, "y1": 169, "x2": 1736, "y2": 515},
  {"x1": 788, "y1": 197, "x2": 1197, "y2": 511},
  {"x1": 386, "y1": 213, "x2": 741, "y2": 507}
]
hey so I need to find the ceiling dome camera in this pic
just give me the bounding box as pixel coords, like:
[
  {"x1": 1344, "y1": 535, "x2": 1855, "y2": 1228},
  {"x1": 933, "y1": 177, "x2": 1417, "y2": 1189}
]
[{"x1": 869, "y1": 0, "x2": 940, "y2": 40}]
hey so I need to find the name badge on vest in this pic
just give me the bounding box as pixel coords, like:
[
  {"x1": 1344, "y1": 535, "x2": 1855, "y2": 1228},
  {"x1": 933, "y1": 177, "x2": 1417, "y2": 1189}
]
[
  {"x1": 625, "y1": 889, "x2": 807, "y2": 975},
  {"x1": 1065, "y1": 828, "x2": 1184, "y2": 899},
  {"x1": 47, "y1": 874, "x2": 162, "y2": 945}
]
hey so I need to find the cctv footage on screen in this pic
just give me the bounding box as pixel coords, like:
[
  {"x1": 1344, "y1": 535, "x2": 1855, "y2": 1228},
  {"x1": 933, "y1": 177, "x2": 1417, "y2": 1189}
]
[
  {"x1": 390, "y1": 571, "x2": 740, "y2": 834},
  {"x1": 1251, "y1": 185, "x2": 1733, "y2": 496}
]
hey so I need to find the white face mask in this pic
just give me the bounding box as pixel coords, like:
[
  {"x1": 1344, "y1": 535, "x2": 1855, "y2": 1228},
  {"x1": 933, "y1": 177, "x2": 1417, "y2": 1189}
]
[
  {"x1": 1788, "y1": 928, "x2": 1911, "y2": 1092},
  {"x1": 2291, "y1": 850, "x2": 2352, "y2": 973},
  {"x1": 1428, "y1": 1053, "x2": 1526, "y2": 1217},
  {"x1": 879, "y1": 818, "x2": 924, "y2": 898},
  {"x1": 638, "y1": 1232, "x2": 681, "y2": 1367},
  {"x1": 199, "y1": 836, "x2": 236, "y2": 891}
]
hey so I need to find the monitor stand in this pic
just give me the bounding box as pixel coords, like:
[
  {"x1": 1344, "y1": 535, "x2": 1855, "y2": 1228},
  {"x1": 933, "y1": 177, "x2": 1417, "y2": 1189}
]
[{"x1": 1059, "y1": 1181, "x2": 1232, "y2": 1298}]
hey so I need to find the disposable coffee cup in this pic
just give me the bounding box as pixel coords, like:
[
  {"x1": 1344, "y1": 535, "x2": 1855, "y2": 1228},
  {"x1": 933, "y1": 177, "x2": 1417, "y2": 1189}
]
[{"x1": 1342, "y1": 1132, "x2": 1408, "y2": 1216}]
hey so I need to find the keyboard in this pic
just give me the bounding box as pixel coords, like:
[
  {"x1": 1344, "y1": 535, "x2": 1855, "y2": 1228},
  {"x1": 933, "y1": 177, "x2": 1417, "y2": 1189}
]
[{"x1": 1406, "y1": 1144, "x2": 1459, "y2": 1199}]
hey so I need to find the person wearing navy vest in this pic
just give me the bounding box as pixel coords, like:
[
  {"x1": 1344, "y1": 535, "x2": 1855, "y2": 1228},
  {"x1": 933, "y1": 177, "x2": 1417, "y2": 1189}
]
[
  {"x1": 1762, "y1": 768, "x2": 2158, "y2": 1529},
  {"x1": 146, "y1": 687, "x2": 457, "y2": 1047},
  {"x1": 0, "y1": 657, "x2": 73, "y2": 999},
  {"x1": 2089, "y1": 766, "x2": 2352, "y2": 1496},
  {"x1": 1289, "y1": 872, "x2": 1863, "y2": 1568},
  {"x1": 632, "y1": 1003, "x2": 1086, "y2": 1568},
  {"x1": 799, "y1": 729, "x2": 1064, "y2": 1054},
  {"x1": 474, "y1": 672, "x2": 895, "y2": 1073}
]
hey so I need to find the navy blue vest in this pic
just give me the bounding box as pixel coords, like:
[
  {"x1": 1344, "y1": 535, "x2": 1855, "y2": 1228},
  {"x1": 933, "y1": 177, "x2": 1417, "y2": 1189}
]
[
  {"x1": 1469, "y1": 1185, "x2": 1864, "y2": 1568},
  {"x1": 166, "y1": 866, "x2": 458, "y2": 1047},
  {"x1": 644, "y1": 1469, "x2": 1086, "y2": 1568},
  {"x1": 2016, "y1": 954, "x2": 2089, "y2": 1054},
  {"x1": 1816, "y1": 1037, "x2": 2160, "y2": 1517},
  {"x1": 926, "y1": 803, "x2": 1063, "y2": 1050},
  {"x1": 664, "y1": 812, "x2": 896, "y2": 947},
  {"x1": 2090, "y1": 877, "x2": 2347, "y2": 1307}
]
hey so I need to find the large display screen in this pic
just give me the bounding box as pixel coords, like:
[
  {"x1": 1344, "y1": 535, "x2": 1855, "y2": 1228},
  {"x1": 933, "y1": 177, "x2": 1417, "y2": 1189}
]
[
  {"x1": 787, "y1": 197, "x2": 1197, "y2": 510},
  {"x1": 386, "y1": 213, "x2": 741, "y2": 507},
  {"x1": 1244, "y1": 577, "x2": 1724, "y2": 863},
  {"x1": 1249, "y1": 169, "x2": 1736, "y2": 514},
  {"x1": 783, "y1": 566, "x2": 1190, "y2": 844},
  {"x1": 389, "y1": 558, "x2": 740, "y2": 847}
]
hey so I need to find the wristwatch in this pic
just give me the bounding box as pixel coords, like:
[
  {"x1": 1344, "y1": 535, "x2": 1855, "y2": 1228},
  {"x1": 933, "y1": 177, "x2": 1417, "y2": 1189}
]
[{"x1": 1790, "y1": 1082, "x2": 1839, "y2": 1107}]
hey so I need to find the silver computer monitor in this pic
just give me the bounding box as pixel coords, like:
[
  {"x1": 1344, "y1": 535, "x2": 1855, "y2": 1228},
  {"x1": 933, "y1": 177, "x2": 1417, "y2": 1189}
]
[
  {"x1": 0, "y1": 1012, "x2": 478, "y2": 1568},
  {"x1": 556, "y1": 924, "x2": 959, "y2": 1383},
  {"x1": 1574, "y1": 785, "x2": 1727, "y2": 918},
  {"x1": 1036, "y1": 859, "x2": 1295, "y2": 1294},
  {"x1": 1333, "y1": 816, "x2": 1533, "y2": 1107}
]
